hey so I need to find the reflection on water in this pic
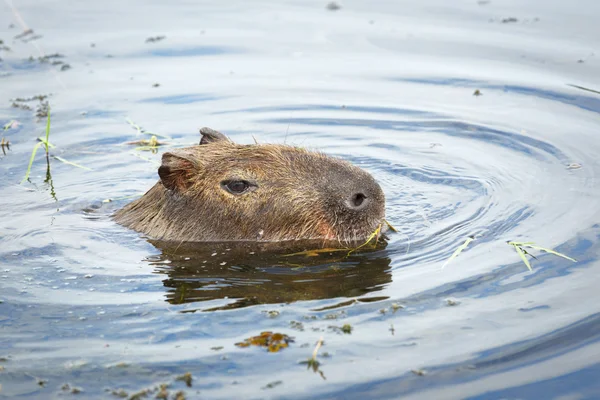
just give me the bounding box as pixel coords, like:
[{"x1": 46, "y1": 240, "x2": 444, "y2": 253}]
[{"x1": 149, "y1": 240, "x2": 392, "y2": 310}]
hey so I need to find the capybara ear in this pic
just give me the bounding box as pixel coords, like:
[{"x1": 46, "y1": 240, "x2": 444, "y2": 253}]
[
  {"x1": 199, "y1": 127, "x2": 232, "y2": 145},
  {"x1": 158, "y1": 150, "x2": 197, "y2": 192}
]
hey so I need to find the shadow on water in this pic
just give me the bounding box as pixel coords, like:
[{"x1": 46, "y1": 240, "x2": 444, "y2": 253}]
[{"x1": 147, "y1": 240, "x2": 393, "y2": 310}]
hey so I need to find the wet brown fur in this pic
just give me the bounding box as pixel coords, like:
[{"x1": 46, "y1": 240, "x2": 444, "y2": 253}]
[{"x1": 113, "y1": 129, "x2": 385, "y2": 246}]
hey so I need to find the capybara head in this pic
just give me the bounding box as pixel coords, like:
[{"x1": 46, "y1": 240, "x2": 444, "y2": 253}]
[{"x1": 113, "y1": 127, "x2": 386, "y2": 246}]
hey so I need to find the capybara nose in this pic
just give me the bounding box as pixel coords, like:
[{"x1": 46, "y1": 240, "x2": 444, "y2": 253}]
[{"x1": 346, "y1": 192, "x2": 369, "y2": 210}]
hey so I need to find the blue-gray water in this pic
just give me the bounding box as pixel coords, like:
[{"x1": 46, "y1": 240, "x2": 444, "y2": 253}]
[{"x1": 1, "y1": 0, "x2": 600, "y2": 399}]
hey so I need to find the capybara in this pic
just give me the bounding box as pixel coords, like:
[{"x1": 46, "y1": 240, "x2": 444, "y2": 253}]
[{"x1": 114, "y1": 128, "x2": 385, "y2": 246}]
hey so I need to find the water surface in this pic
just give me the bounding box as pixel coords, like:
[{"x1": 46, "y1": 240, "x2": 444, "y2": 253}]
[{"x1": 1, "y1": 0, "x2": 600, "y2": 398}]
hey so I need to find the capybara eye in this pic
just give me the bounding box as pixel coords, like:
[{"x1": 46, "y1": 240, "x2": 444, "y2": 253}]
[{"x1": 222, "y1": 180, "x2": 251, "y2": 195}]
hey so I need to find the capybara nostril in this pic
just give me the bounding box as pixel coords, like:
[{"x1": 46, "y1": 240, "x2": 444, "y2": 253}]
[{"x1": 347, "y1": 192, "x2": 368, "y2": 210}]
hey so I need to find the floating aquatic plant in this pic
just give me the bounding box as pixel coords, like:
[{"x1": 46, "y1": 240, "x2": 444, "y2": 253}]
[
  {"x1": 235, "y1": 331, "x2": 293, "y2": 353},
  {"x1": 299, "y1": 336, "x2": 326, "y2": 380},
  {"x1": 507, "y1": 241, "x2": 576, "y2": 271},
  {"x1": 442, "y1": 236, "x2": 475, "y2": 269},
  {"x1": 442, "y1": 236, "x2": 575, "y2": 272}
]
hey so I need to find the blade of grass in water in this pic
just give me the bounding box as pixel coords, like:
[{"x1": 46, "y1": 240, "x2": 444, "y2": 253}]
[
  {"x1": 126, "y1": 118, "x2": 143, "y2": 134},
  {"x1": 442, "y1": 236, "x2": 474, "y2": 269},
  {"x1": 509, "y1": 242, "x2": 532, "y2": 271},
  {"x1": 384, "y1": 219, "x2": 398, "y2": 232},
  {"x1": 508, "y1": 241, "x2": 577, "y2": 264},
  {"x1": 285, "y1": 221, "x2": 392, "y2": 258},
  {"x1": 43, "y1": 109, "x2": 51, "y2": 152},
  {"x1": 567, "y1": 84, "x2": 600, "y2": 96},
  {"x1": 22, "y1": 108, "x2": 92, "y2": 182},
  {"x1": 130, "y1": 151, "x2": 161, "y2": 166},
  {"x1": 22, "y1": 109, "x2": 52, "y2": 183},
  {"x1": 53, "y1": 156, "x2": 92, "y2": 170},
  {"x1": 21, "y1": 142, "x2": 45, "y2": 183},
  {"x1": 37, "y1": 137, "x2": 55, "y2": 148},
  {"x1": 126, "y1": 118, "x2": 171, "y2": 139},
  {"x1": 3, "y1": 120, "x2": 18, "y2": 131},
  {"x1": 347, "y1": 224, "x2": 382, "y2": 256},
  {"x1": 524, "y1": 245, "x2": 576, "y2": 262}
]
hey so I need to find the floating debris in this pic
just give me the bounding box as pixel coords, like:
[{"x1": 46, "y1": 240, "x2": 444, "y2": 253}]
[
  {"x1": 235, "y1": 331, "x2": 294, "y2": 352},
  {"x1": 0, "y1": 137, "x2": 10, "y2": 155},
  {"x1": 0, "y1": 39, "x2": 10, "y2": 51},
  {"x1": 26, "y1": 53, "x2": 71, "y2": 71},
  {"x1": 3, "y1": 120, "x2": 19, "y2": 130},
  {"x1": 445, "y1": 298, "x2": 460, "y2": 306},
  {"x1": 14, "y1": 29, "x2": 42, "y2": 42},
  {"x1": 61, "y1": 383, "x2": 83, "y2": 394},
  {"x1": 290, "y1": 320, "x2": 305, "y2": 331},
  {"x1": 125, "y1": 135, "x2": 168, "y2": 151},
  {"x1": 262, "y1": 381, "x2": 283, "y2": 390},
  {"x1": 173, "y1": 391, "x2": 186, "y2": 400},
  {"x1": 264, "y1": 310, "x2": 280, "y2": 318},
  {"x1": 156, "y1": 384, "x2": 169, "y2": 399},
  {"x1": 326, "y1": 2, "x2": 341, "y2": 11},
  {"x1": 175, "y1": 372, "x2": 192, "y2": 387},
  {"x1": 330, "y1": 324, "x2": 352, "y2": 334},
  {"x1": 146, "y1": 35, "x2": 166, "y2": 43},
  {"x1": 11, "y1": 94, "x2": 50, "y2": 118},
  {"x1": 108, "y1": 388, "x2": 128, "y2": 398}
]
